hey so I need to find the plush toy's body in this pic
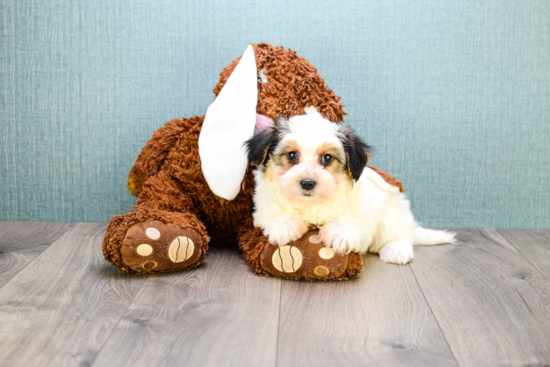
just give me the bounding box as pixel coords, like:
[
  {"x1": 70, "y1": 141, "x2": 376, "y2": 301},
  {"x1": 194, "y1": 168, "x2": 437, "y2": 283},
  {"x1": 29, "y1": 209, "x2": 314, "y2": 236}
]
[{"x1": 102, "y1": 43, "x2": 404, "y2": 280}]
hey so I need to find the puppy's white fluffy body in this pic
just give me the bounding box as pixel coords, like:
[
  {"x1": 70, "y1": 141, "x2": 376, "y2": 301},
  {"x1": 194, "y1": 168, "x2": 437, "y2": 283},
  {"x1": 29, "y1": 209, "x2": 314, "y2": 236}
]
[{"x1": 250, "y1": 108, "x2": 455, "y2": 265}]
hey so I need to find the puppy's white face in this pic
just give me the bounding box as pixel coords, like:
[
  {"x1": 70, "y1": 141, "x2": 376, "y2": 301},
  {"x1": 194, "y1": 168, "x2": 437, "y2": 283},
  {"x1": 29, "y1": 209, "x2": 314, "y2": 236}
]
[
  {"x1": 269, "y1": 114, "x2": 348, "y2": 205},
  {"x1": 246, "y1": 108, "x2": 370, "y2": 206}
]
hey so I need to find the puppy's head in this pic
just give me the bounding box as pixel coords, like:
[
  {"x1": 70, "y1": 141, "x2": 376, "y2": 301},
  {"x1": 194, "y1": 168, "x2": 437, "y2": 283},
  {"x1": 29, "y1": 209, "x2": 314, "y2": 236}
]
[{"x1": 245, "y1": 108, "x2": 370, "y2": 205}]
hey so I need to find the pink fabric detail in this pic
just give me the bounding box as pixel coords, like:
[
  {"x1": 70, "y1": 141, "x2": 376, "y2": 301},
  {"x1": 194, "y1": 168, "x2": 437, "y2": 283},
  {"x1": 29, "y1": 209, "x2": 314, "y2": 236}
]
[{"x1": 255, "y1": 113, "x2": 273, "y2": 134}]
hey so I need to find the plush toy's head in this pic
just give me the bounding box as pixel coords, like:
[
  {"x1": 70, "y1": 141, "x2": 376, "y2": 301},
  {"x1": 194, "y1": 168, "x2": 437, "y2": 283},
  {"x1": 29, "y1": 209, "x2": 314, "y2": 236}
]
[
  {"x1": 199, "y1": 43, "x2": 347, "y2": 201},
  {"x1": 214, "y1": 43, "x2": 346, "y2": 124}
]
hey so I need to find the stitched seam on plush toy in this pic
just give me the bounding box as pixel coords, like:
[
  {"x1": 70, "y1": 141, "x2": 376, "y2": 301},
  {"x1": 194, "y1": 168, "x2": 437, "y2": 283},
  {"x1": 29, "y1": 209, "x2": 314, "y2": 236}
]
[
  {"x1": 289, "y1": 245, "x2": 296, "y2": 272},
  {"x1": 185, "y1": 237, "x2": 190, "y2": 261},
  {"x1": 175, "y1": 238, "x2": 181, "y2": 263}
]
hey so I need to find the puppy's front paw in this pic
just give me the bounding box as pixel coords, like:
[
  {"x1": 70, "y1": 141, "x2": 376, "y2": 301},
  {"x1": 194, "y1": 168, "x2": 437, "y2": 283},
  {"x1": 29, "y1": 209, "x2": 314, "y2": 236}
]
[
  {"x1": 319, "y1": 222, "x2": 362, "y2": 255},
  {"x1": 379, "y1": 241, "x2": 414, "y2": 264},
  {"x1": 263, "y1": 219, "x2": 308, "y2": 247}
]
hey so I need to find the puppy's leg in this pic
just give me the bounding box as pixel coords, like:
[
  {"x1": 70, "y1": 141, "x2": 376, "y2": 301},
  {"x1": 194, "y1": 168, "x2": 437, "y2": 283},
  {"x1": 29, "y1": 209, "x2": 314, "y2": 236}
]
[
  {"x1": 378, "y1": 240, "x2": 414, "y2": 264},
  {"x1": 370, "y1": 191, "x2": 416, "y2": 264},
  {"x1": 257, "y1": 216, "x2": 309, "y2": 247},
  {"x1": 319, "y1": 219, "x2": 363, "y2": 255}
]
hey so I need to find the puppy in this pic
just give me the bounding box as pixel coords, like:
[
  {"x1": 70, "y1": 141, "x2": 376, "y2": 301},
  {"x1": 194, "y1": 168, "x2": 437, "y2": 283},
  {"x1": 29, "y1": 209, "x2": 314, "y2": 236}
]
[{"x1": 245, "y1": 107, "x2": 455, "y2": 265}]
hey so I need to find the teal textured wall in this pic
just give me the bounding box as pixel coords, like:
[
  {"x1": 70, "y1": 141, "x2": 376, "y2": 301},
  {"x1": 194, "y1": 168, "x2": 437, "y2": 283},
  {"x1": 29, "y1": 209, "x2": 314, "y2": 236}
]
[{"x1": 1, "y1": 0, "x2": 549, "y2": 228}]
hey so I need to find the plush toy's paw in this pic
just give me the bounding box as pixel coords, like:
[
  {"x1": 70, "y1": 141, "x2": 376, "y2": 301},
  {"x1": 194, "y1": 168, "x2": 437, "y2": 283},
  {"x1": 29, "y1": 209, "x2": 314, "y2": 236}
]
[
  {"x1": 262, "y1": 218, "x2": 309, "y2": 247},
  {"x1": 319, "y1": 222, "x2": 362, "y2": 255},
  {"x1": 258, "y1": 229, "x2": 363, "y2": 280},
  {"x1": 120, "y1": 220, "x2": 204, "y2": 273},
  {"x1": 379, "y1": 241, "x2": 414, "y2": 265}
]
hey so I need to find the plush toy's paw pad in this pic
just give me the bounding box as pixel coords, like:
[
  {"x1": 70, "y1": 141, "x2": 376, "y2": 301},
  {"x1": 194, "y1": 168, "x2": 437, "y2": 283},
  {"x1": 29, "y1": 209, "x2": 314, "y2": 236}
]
[
  {"x1": 121, "y1": 221, "x2": 203, "y2": 273},
  {"x1": 260, "y1": 229, "x2": 360, "y2": 280},
  {"x1": 168, "y1": 237, "x2": 195, "y2": 263},
  {"x1": 272, "y1": 245, "x2": 303, "y2": 272},
  {"x1": 379, "y1": 241, "x2": 414, "y2": 265}
]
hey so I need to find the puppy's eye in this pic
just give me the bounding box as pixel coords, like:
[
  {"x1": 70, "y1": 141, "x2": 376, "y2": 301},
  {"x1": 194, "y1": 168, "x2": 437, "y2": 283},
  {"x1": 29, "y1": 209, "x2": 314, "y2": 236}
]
[
  {"x1": 321, "y1": 153, "x2": 333, "y2": 166},
  {"x1": 287, "y1": 151, "x2": 298, "y2": 164}
]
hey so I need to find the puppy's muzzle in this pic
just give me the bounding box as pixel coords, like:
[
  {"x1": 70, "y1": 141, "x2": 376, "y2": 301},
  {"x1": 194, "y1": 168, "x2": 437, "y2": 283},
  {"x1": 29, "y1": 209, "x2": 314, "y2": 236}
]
[{"x1": 299, "y1": 179, "x2": 316, "y2": 191}]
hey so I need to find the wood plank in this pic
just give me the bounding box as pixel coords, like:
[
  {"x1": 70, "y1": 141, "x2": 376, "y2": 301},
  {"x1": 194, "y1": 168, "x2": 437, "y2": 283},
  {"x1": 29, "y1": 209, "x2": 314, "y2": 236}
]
[
  {"x1": 410, "y1": 229, "x2": 550, "y2": 367},
  {"x1": 0, "y1": 221, "x2": 74, "y2": 289},
  {"x1": 0, "y1": 222, "x2": 147, "y2": 367},
  {"x1": 276, "y1": 254, "x2": 458, "y2": 367},
  {"x1": 497, "y1": 229, "x2": 550, "y2": 280},
  {"x1": 92, "y1": 244, "x2": 281, "y2": 367}
]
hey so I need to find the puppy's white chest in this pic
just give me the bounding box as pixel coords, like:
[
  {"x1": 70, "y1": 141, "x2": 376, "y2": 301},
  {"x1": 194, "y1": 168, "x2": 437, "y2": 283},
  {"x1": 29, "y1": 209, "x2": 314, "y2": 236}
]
[{"x1": 283, "y1": 190, "x2": 359, "y2": 226}]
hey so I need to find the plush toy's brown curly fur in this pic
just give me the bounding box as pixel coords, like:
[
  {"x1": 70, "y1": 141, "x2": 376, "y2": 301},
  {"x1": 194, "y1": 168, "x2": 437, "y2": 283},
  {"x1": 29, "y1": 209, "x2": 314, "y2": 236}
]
[{"x1": 102, "y1": 43, "x2": 404, "y2": 280}]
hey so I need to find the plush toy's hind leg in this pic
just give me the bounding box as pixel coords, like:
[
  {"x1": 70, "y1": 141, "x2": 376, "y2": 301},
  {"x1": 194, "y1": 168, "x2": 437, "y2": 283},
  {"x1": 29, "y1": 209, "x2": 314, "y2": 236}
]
[
  {"x1": 103, "y1": 172, "x2": 209, "y2": 274},
  {"x1": 237, "y1": 218, "x2": 363, "y2": 281}
]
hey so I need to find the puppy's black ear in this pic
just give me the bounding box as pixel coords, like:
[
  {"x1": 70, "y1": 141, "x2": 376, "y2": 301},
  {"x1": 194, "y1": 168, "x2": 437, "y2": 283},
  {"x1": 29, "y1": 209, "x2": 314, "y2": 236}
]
[
  {"x1": 244, "y1": 126, "x2": 280, "y2": 167},
  {"x1": 338, "y1": 124, "x2": 371, "y2": 181}
]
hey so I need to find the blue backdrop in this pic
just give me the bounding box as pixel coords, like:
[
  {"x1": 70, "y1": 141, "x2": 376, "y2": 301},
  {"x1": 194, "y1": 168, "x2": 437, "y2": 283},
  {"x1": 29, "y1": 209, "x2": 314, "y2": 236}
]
[{"x1": 1, "y1": 0, "x2": 549, "y2": 228}]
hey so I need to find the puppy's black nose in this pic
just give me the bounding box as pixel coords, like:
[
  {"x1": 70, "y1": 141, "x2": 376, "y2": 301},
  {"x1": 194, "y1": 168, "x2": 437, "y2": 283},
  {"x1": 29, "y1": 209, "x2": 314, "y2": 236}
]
[{"x1": 300, "y1": 178, "x2": 316, "y2": 191}]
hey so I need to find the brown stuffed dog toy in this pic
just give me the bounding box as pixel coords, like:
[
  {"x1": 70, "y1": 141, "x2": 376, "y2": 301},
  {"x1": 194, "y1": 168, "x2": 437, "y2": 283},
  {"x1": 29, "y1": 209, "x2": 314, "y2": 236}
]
[{"x1": 102, "y1": 43, "x2": 404, "y2": 280}]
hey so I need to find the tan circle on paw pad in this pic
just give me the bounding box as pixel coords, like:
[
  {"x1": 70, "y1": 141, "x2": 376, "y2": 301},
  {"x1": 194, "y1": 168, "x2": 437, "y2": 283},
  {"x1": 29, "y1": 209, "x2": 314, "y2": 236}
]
[
  {"x1": 309, "y1": 234, "x2": 321, "y2": 244},
  {"x1": 168, "y1": 237, "x2": 195, "y2": 263},
  {"x1": 145, "y1": 227, "x2": 161, "y2": 240},
  {"x1": 314, "y1": 265, "x2": 330, "y2": 277},
  {"x1": 318, "y1": 247, "x2": 334, "y2": 259},
  {"x1": 272, "y1": 246, "x2": 303, "y2": 273},
  {"x1": 136, "y1": 244, "x2": 153, "y2": 256},
  {"x1": 142, "y1": 261, "x2": 157, "y2": 270}
]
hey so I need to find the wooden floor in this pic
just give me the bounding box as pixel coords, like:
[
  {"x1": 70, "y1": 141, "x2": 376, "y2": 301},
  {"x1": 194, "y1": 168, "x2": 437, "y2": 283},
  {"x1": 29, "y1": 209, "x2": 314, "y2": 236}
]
[{"x1": 0, "y1": 222, "x2": 549, "y2": 367}]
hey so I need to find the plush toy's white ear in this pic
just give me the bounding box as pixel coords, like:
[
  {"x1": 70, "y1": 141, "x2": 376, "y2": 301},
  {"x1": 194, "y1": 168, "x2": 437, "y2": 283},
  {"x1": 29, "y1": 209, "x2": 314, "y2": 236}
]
[{"x1": 198, "y1": 45, "x2": 258, "y2": 201}]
